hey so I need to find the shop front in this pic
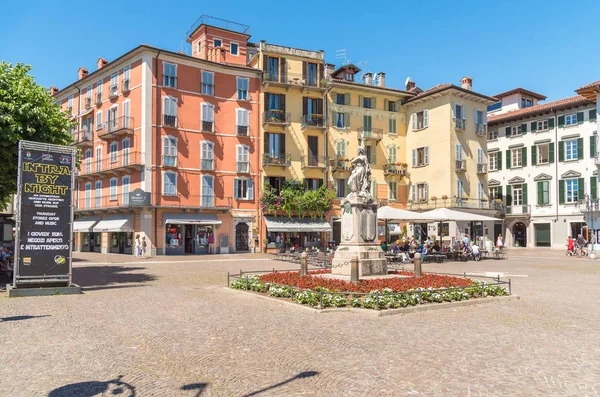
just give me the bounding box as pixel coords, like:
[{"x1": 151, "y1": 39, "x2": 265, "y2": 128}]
[
  {"x1": 73, "y1": 216, "x2": 101, "y2": 252},
  {"x1": 93, "y1": 214, "x2": 134, "y2": 255},
  {"x1": 164, "y1": 213, "x2": 222, "y2": 255},
  {"x1": 264, "y1": 216, "x2": 331, "y2": 251}
]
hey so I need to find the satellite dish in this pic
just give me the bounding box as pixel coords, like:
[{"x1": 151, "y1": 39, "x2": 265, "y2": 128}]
[{"x1": 404, "y1": 76, "x2": 411, "y2": 87}]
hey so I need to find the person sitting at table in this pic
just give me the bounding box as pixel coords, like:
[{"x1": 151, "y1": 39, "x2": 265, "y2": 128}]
[
  {"x1": 471, "y1": 242, "x2": 481, "y2": 261},
  {"x1": 380, "y1": 241, "x2": 388, "y2": 252},
  {"x1": 421, "y1": 244, "x2": 429, "y2": 261},
  {"x1": 432, "y1": 241, "x2": 441, "y2": 252}
]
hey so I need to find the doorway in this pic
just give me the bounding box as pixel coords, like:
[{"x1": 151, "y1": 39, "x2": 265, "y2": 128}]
[
  {"x1": 332, "y1": 220, "x2": 341, "y2": 245},
  {"x1": 513, "y1": 222, "x2": 527, "y2": 247},
  {"x1": 236, "y1": 223, "x2": 249, "y2": 251},
  {"x1": 184, "y1": 225, "x2": 194, "y2": 254}
]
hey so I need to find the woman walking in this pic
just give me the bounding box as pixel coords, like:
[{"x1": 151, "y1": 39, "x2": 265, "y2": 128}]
[
  {"x1": 135, "y1": 234, "x2": 141, "y2": 258},
  {"x1": 141, "y1": 236, "x2": 147, "y2": 258}
]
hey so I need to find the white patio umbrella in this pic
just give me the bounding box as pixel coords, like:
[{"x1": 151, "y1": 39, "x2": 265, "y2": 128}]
[
  {"x1": 377, "y1": 206, "x2": 428, "y2": 243},
  {"x1": 420, "y1": 207, "x2": 502, "y2": 222}
]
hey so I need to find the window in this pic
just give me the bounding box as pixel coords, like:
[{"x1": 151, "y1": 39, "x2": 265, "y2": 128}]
[
  {"x1": 85, "y1": 182, "x2": 91, "y2": 209},
  {"x1": 123, "y1": 66, "x2": 130, "y2": 91},
  {"x1": 453, "y1": 103, "x2": 465, "y2": 128},
  {"x1": 456, "y1": 179, "x2": 464, "y2": 198},
  {"x1": 201, "y1": 175, "x2": 214, "y2": 207},
  {"x1": 110, "y1": 178, "x2": 118, "y2": 201},
  {"x1": 388, "y1": 146, "x2": 397, "y2": 163},
  {"x1": 511, "y1": 148, "x2": 522, "y2": 168},
  {"x1": 95, "y1": 180, "x2": 101, "y2": 208},
  {"x1": 363, "y1": 115, "x2": 373, "y2": 135},
  {"x1": 86, "y1": 85, "x2": 92, "y2": 105},
  {"x1": 388, "y1": 118, "x2": 397, "y2": 134},
  {"x1": 201, "y1": 141, "x2": 214, "y2": 171},
  {"x1": 344, "y1": 72, "x2": 353, "y2": 81},
  {"x1": 489, "y1": 186, "x2": 500, "y2": 201},
  {"x1": 304, "y1": 178, "x2": 323, "y2": 191},
  {"x1": 109, "y1": 142, "x2": 118, "y2": 163},
  {"x1": 366, "y1": 146, "x2": 376, "y2": 165},
  {"x1": 336, "y1": 179, "x2": 347, "y2": 198},
  {"x1": 163, "y1": 63, "x2": 176, "y2": 88},
  {"x1": 388, "y1": 181, "x2": 398, "y2": 201},
  {"x1": 537, "y1": 144, "x2": 549, "y2": 164},
  {"x1": 538, "y1": 181, "x2": 550, "y2": 205},
  {"x1": 412, "y1": 147, "x2": 429, "y2": 167},
  {"x1": 565, "y1": 114, "x2": 578, "y2": 126},
  {"x1": 488, "y1": 129, "x2": 498, "y2": 140},
  {"x1": 266, "y1": 56, "x2": 279, "y2": 81},
  {"x1": 565, "y1": 139, "x2": 577, "y2": 161},
  {"x1": 477, "y1": 182, "x2": 485, "y2": 207},
  {"x1": 511, "y1": 125, "x2": 522, "y2": 136},
  {"x1": 387, "y1": 101, "x2": 396, "y2": 112},
  {"x1": 236, "y1": 145, "x2": 249, "y2": 173},
  {"x1": 236, "y1": 77, "x2": 249, "y2": 100},
  {"x1": 213, "y1": 39, "x2": 222, "y2": 48},
  {"x1": 85, "y1": 149, "x2": 92, "y2": 173},
  {"x1": 162, "y1": 96, "x2": 177, "y2": 127},
  {"x1": 489, "y1": 152, "x2": 498, "y2": 171},
  {"x1": 201, "y1": 71, "x2": 214, "y2": 96},
  {"x1": 512, "y1": 184, "x2": 523, "y2": 205},
  {"x1": 95, "y1": 147, "x2": 102, "y2": 172},
  {"x1": 335, "y1": 140, "x2": 348, "y2": 158},
  {"x1": 566, "y1": 179, "x2": 579, "y2": 203},
  {"x1": 336, "y1": 93, "x2": 345, "y2": 105},
  {"x1": 537, "y1": 120, "x2": 548, "y2": 131},
  {"x1": 307, "y1": 63, "x2": 318, "y2": 86},
  {"x1": 122, "y1": 175, "x2": 130, "y2": 205},
  {"x1": 122, "y1": 138, "x2": 130, "y2": 166},
  {"x1": 363, "y1": 97, "x2": 372, "y2": 109},
  {"x1": 477, "y1": 148, "x2": 485, "y2": 165},
  {"x1": 163, "y1": 172, "x2": 177, "y2": 196},
  {"x1": 196, "y1": 40, "x2": 202, "y2": 54},
  {"x1": 455, "y1": 144, "x2": 463, "y2": 161},
  {"x1": 230, "y1": 42, "x2": 239, "y2": 56},
  {"x1": 521, "y1": 98, "x2": 533, "y2": 108},
  {"x1": 412, "y1": 110, "x2": 428, "y2": 130},
  {"x1": 413, "y1": 183, "x2": 428, "y2": 202},
  {"x1": 234, "y1": 178, "x2": 254, "y2": 199},
  {"x1": 68, "y1": 96, "x2": 73, "y2": 113},
  {"x1": 96, "y1": 80, "x2": 102, "y2": 102},
  {"x1": 201, "y1": 102, "x2": 215, "y2": 132},
  {"x1": 333, "y1": 112, "x2": 348, "y2": 129},
  {"x1": 474, "y1": 109, "x2": 486, "y2": 126},
  {"x1": 162, "y1": 136, "x2": 177, "y2": 167},
  {"x1": 109, "y1": 73, "x2": 118, "y2": 96},
  {"x1": 236, "y1": 108, "x2": 249, "y2": 136}
]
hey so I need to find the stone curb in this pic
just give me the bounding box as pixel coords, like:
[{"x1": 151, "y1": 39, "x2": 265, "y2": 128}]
[{"x1": 223, "y1": 287, "x2": 519, "y2": 317}]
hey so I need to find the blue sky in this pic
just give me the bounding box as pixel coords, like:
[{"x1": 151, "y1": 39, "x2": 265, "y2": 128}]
[{"x1": 2, "y1": 0, "x2": 599, "y2": 102}]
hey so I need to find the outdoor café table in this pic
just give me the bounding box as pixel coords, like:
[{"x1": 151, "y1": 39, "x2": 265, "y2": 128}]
[
  {"x1": 428, "y1": 254, "x2": 446, "y2": 263},
  {"x1": 480, "y1": 250, "x2": 490, "y2": 259},
  {"x1": 385, "y1": 253, "x2": 399, "y2": 263}
]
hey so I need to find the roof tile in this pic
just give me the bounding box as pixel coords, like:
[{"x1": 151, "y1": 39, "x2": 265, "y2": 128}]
[{"x1": 488, "y1": 95, "x2": 592, "y2": 124}]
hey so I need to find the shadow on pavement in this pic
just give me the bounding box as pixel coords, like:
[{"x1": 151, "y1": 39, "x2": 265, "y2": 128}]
[
  {"x1": 241, "y1": 371, "x2": 319, "y2": 396},
  {"x1": 48, "y1": 376, "x2": 136, "y2": 397},
  {"x1": 73, "y1": 266, "x2": 156, "y2": 289},
  {"x1": 181, "y1": 382, "x2": 209, "y2": 396},
  {"x1": 0, "y1": 315, "x2": 50, "y2": 322}
]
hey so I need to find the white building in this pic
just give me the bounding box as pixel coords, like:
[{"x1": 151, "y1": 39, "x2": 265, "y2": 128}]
[{"x1": 487, "y1": 87, "x2": 599, "y2": 249}]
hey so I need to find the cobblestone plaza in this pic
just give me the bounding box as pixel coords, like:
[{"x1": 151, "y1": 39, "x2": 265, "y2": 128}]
[{"x1": 1, "y1": 250, "x2": 599, "y2": 396}]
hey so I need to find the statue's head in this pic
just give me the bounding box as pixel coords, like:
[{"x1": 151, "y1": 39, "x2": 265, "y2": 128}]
[{"x1": 357, "y1": 145, "x2": 366, "y2": 156}]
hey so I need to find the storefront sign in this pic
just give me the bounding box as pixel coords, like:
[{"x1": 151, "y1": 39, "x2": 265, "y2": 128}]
[
  {"x1": 128, "y1": 188, "x2": 151, "y2": 206},
  {"x1": 14, "y1": 141, "x2": 75, "y2": 285}
]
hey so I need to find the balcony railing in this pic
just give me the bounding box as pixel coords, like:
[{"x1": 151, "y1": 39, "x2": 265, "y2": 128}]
[
  {"x1": 201, "y1": 159, "x2": 214, "y2": 171},
  {"x1": 262, "y1": 110, "x2": 291, "y2": 127},
  {"x1": 237, "y1": 125, "x2": 249, "y2": 137},
  {"x1": 236, "y1": 161, "x2": 250, "y2": 173},
  {"x1": 409, "y1": 197, "x2": 503, "y2": 211},
  {"x1": 263, "y1": 71, "x2": 325, "y2": 89},
  {"x1": 76, "y1": 193, "x2": 136, "y2": 212},
  {"x1": 476, "y1": 123, "x2": 486, "y2": 135},
  {"x1": 95, "y1": 92, "x2": 102, "y2": 105},
  {"x1": 73, "y1": 129, "x2": 94, "y2": 147},
  {"x1": 76, "y1": 151, "x2": 144, "y2": 177},
  {"x1": 506, "y1": 205, "x2": 531, "y2": 216},
  {"x1": 99, "y1": 116, "x2": 134, "y2": 139},
  {"x1": 163, "y1": 75, "x2": 177, "y2": 88},
  {"x1": 301, "y1": 114, "x2": 326, "y2": 130},
  {"x1": 301, "y1": 155, "x2": 327, "y2": 170},
  {"x1": 455, "y1": 118, "x2": 465, "y2": 130},
  {"x1": 157, "y1": 195, "x2": 233, "y2": 210},
  {"x1": 358, "y1": 127, "x2": 383, "y2": 143},
  {"x1": 109, "y1": 85, "x2": 118, "y2": 99},
  {"x1": 331, "y1": 158, "x2": 352, "y2": 175},
  {"x1": 263, "y1": 153, "x2": 291, "y2": 167},
  {"x1": 163, "y1": 114, "x2": 177, "y2": 128},
  {"x1": 85, "y1": 97, "x2": 92, "y2": 109},
  {"x1": 122, "y1": 79, "x2": 130, "y2": 92},
  {"x1": 455, "y1": 159, "x2": 466, "y2": 172},
  {"x1": 201, "y1": 120, "x2": 214, "y2": 133},
  {"x1": 476, "y1": 163, "x2": 488, "y2": 174},
  {"x1": 383, "y1": 163, "x2": 408, "y2": 177}
]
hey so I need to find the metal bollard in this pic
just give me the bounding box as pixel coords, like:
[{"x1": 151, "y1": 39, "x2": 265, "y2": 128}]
[
  {"x1": 413, "y1": 253, "x2": 422, "y2": 277},
  {"x1": 350, "y1": 256, "x2": 359, "y2": 285},
  {"x1": 300, "y1": 252, "x2": 308, "y2": 276}
]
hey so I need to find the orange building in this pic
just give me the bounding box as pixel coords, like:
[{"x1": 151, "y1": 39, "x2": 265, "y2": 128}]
[{"x1": 54, "y1": 18, "x2": 261, "y2": 255}]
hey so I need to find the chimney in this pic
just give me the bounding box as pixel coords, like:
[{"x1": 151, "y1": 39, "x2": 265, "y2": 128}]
[
  {"x1": 406, "y1": 81, "x2": 416, "y2": 91},
  {"x1": 49, "y1": 86, "x2": 59, "y2": 96},
  {"x1": 78, "y1": 67, "x2": 89, "y2": 80},
  {"x1": 461, "y1": 76, "x2": 473, "y2": 91},
  {"x1": 377, "y1": 72, "x2": 386, "y2": 87},
  {"x1": 97, "y1": 57, "x2": 108, "y2": 70},
  {"x1": 364, "y1": 72, "x2": 373, "y2": 85},
  {"x1": 324, "y1": 63, "x2": 335, "y2": 78}
]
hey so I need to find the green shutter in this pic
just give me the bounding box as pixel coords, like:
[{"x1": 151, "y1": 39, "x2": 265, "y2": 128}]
[
  {"x1": 506, "y1": 185, "x2": 512, "y2": 206},
  {"x1": 345, "y1": 112, "x2": 350, "y2": 128},
  {"x1": 537, "y1": 182, "x2": 544, "y2": 205},
  {"x1": 549, "y1": 142, "x2": 555, "y2": 163},
  {"x1": 591, "y1": 177, "x2": 598, "y2": 200},
  {"x1": 531, "y1": 145, "x2": 537, "y2": 165},
  {"x1": 590, "y1": 109, "x2": 597, "y2": 121},
  {"x1": 505, "y1": 127, "x2": 511, "y2": 136},
  {"x1": 577, "y1": 138, "x2": 584, "y2": 160},
  {"x1": 522, "y1": 147, "x2": 527, "y2": 167},
  {"x1": 548, "y1": 118, "x2": 554, "y2": 129},
  {"x1": 497, "y1": 186, "x2": 503, "y2": 199},
  {"x1": 591, "y1": 136, "x2": 596, "y2": 158},
  {"x1": 505, "y1": 150, "x2": 511, "y2": 169},
  {"x1": 522, "y1": 183, "x2": 528, "y2": 205},
  {"x1": 559, "y1": 180, "x2": 565, "y2": 204},
  {"x1": 497, "y1": 151, "x2": 502, "y2": 170},
  {"x1": 559, "y1": 141, "x2": 564, "y2": 162},
  {"x1": 345, "y1": 93, "x2": 351, "y2": 106},
  {"x1": 521, "y1": 123, "x2": 527, "y2": 134},
  {"x1": 558, "y1": 116, "x2": 565, "y2": 127},
  {"x1": 531, "y1": 121, "x2": 537, "y2": 132},
  {"x1": 578, "y1": 178, "x2": 585, "y2": 200},
  {"x1": 577, "y1": 112, "x2": 584, "y2": 124}
]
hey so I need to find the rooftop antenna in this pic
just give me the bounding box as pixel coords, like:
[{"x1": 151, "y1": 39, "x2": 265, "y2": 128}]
[
  {"x1": 336, "y1": 49, "x2": 350, "y2": 65},
  {"x1": 404, "y1": 76, "x2": 411, "y2": 88},
  {"x1": 179, "y1": 41, "x2": 187, "y2": 55}
]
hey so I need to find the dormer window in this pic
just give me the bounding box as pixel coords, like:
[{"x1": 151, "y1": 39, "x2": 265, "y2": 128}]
[
  {"x1": 521, "y1": 98, "x2": 533, "y2": 108},
  {"x1": 213, "y1": 39, "x2": 222, "y2": 48},
  {"x1": 344, "y1": 72, "x2": 353, "y2": 81}
]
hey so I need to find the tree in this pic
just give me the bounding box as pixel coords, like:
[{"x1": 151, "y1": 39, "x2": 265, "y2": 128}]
[{"x1": 0, "y1": 62, "x2": 74, "y2": 209}]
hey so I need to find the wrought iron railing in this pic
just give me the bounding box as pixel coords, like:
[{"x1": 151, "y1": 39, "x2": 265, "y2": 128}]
[
  {"x1": 476, "y1": 123, "x2": 486, "y2": 135},
  {"x1": 201, "y1": 120, "x2": 214, "y2": 132},
  {"x1": 263, "y1": 71, "x2": 324, "y2": 88},
  {"x1": 301, "y1": 155, "x2": 327, "y2": 169},
  {"x1": 301, "y1": 114, "x2": 326, "y2": 129},
  {"x1": 358, "y1": 127, "x2": 383, "y2": 141},
  {"x1": 476, "y1": 163, "x2": 488, "y2": 174},
  {"x1": 163, "y1": 114, "x2": 177, "y2": 127},
  {"x1": 76, "y1": 151, "x2": 144, "y2": 177},
  {"x1": 384, "y1": 163, "x2": 408, "y2": 176},
  {"x1": 100, "y1": 116, "x2": 134, "y2": 137},
  {"x1": 455, "y1": 159, "x2": 466, "y2": 171},
  {"x1": 122, "y1": 79, "x2": 130, "y2": 92},
  {"x1": 237, "y1": 125, "x2": 249, "y2": 136},
  {"x1": 262, "y1": 153, "x2": 291, "y2": 167},
  {"x1": 455, "y1": 118, "x2": 465, "y2": 130},
  {"x1": 262, "y1": 110, "x2": 291, "y2": 125}
]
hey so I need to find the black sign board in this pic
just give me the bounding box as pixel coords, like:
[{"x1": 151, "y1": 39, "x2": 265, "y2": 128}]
[
  {"x1": 128, "y1": 188, "x2": 151, "y2": 206},
  {"x1": 15, "y1": 142, "x2": 74, "y2": 284}
]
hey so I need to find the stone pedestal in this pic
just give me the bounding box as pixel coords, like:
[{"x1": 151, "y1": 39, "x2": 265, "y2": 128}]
[{"x1": 331, "y1": 194, "x2": 387, "y2": 278}]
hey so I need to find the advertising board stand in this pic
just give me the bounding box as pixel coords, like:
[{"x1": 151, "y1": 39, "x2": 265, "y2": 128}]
[{"x1": 7, "y1": 140, "x2": 81, "y2": 297}]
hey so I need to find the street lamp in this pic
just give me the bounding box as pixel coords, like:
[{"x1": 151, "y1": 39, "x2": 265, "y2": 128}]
[{"x1": 578, "y1": 193, "x2": 600, "y2": 259}]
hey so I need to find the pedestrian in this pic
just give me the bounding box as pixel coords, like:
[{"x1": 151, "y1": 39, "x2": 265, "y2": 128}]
[
  {"x1": 496, "y1": 234, "x2": 504, "y2": 250},
  {"x1": 135, "y1": 234, "x2": 141, "y2": 258},
  {"x1": 141, "y1": 236, "x2": 147, "y2": 258}
]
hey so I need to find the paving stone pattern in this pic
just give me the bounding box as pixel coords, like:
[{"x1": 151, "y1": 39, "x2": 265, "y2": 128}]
[{"x1": 0, "y1": 251, "x2": 599, "y2": 396}]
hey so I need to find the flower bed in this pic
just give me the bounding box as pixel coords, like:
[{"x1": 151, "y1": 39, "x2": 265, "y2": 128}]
[{"x1": 230, "y1": 270, "x2": 509, "y2": 310}]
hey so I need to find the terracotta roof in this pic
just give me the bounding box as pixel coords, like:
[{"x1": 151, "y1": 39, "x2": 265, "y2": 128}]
[
  {"x1": 493, "y1": 87, "x2": 546, "y2": 100},
  {"x1": 576, "y1": 80, "x2": 600, "y2": 92},
  {"x1": 488, "y1": 95, "x2": 593, "y2": 124},
  {"x1": 331, "y1": 78, "x2": 414, "y2": 95},
  {"x1": 403, "y1": 83, "x2": 497, "y2": 104}
]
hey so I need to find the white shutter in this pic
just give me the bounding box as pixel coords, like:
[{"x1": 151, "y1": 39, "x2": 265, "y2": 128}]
[
  {"x1": 411, "y1": 185, "x2": 416, "y2": 201},
  {"x1": 423, "y1": 109, "x2": 428, "y2": 128},
  {"x1": 474, "y1": 108, "x2": 479, "y2": 125},
  {"x1": 248, "y1": 179, "x2": 254, "y2": 200},
  {"x1": 412, "y1": 149, "x2": 416, "y2": 167},
  {"x1": 243, "y1": 109, "x2": 249, "y2": 126},
  {"x1": 424, "y1": 147, "x2": 429, "y2": 164},
  {"x1": 424, "y1": 183, "x2": 429, "y2": 201},
  {"x1": 477, "y1": 148, "x2": 484, "y2": 164},
  {"x1": 412, "y1": 113, "x2": 416, "y2": 130},
  {"x1": 483, "y1": 111, "x2": 487, "y2": 125},
  {"x1": 236, "y1": 145, "x2": 243, "y2": 162},
  {"x1": 234, "y1": 178, "x2": 239, "y2": 198},
  {"x1": 456, "y1": 144, "x2": 462, "y2": 161},
  {"x1": 235, "y1": 108, "x2": 241, "y2": 126},
  {"x1": 452, "y1": 103, "x2": 456, "y2": 119},
  {"x1": 208, "y1": 104, "x2": 215, "y2": 122}
]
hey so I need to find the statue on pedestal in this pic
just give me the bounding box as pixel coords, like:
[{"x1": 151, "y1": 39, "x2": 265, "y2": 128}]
[{"x1": 347, "y1": 133, "x2": 372, "y2": 200}]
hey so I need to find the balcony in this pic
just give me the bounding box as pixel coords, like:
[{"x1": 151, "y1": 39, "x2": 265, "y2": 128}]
[
  {"x1": 201, "y1": 120, "x2": 214, "y2": 133},
  {"x1": 98, "y1": 116, "x2": 134, "y2": 139},
  {"x1": 163, "y1": 114, "x2": 177, "y2": 128},
  {"x1": 122, "y1": 79, "x2": 130, "y2": 93},
  {"x1": 301, "y1": 114, "x2": 326, "y2": 131},
  {"x1": 357, "y1": 127, "x2": 383, "y2": 144},
  {"x1": 157, "y1": 195, "x2": 233, "y2": 210},
  {"x1": 95, "y1": 92, "x2": 102, "y2": 106},
  {"x1": 109, "y1": 85, "x2": 118, "y2": 99},
  {"x1": 455, "y1": 118, "x2": 465, "y2": 130},
  {"x1": 330, "y1": 158, "x2": 352, "y2": 177},
  {"x1": 455, "y1": 159, "x2": 466, "y2": 172},
  {"x1": 76, "y1": 194, "x2": 136, "y2": 213},
  {"x1": 301, "y1": 155, "x2": 327, "y2": 170},
  {"x1": 76, "y1": 151, "x2": 145, "y2": 178},
  {"x1": 408, "y1": 197, "x2": 503, "y2": 211},
  {"x1": 476, "y1": 123, "x2": 486, "y2": 136},
  {"x1": 73, "y1": 129, "x2": 94, "y2": 147},
  {"x1": 262, "y1": 110, "x2": 291, "y2": 129},
  {"x1": 383, "y1": 163, "x2": 408, "y2": 180},
  {"x1": 85, "y1": 97, "x2": 92, "y2": 109},
  {"x1": 237, "y1": 161, "x2": 250, "y2": 173},
  {"x1": 201, "y1": 159, "x2": 214, "y2": 171},
  {"x1": 237, "y1": 125, "x2": 249, "y2": 137},
  {"x1": 162, "y1": 155, "x2": 177, "y2": 168},
  {"x1": 476, "y1": 163, "x2": 488, "y2": 174},
  {"x1": 263, "y1": 153, "x2": 291, "y2": 168},
  {"x1": 262, "y1": 71, "x2": 326, "y2": 91},
  {"x1": 505, "y1": 205, "x2": 531, "y2": 216}
]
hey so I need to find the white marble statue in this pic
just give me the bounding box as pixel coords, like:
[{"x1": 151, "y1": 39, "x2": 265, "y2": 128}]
[{"x1": 347, "y1": 134, "x2": 372, "y2": 199}]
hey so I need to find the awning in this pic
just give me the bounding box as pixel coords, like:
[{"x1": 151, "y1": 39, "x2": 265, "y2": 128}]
[
  {"x1": 164, "y1": 212, "x2": 222, "y2": 225},
  {"x1": 264, "y1": 216, "x2": 331, "y2": 233},
  {"x1": 73, "y1": 216, "x2": 101, "y2": 232},
  {"x1": 93, "y1": 215, "x2": 134, "y2": 232}
]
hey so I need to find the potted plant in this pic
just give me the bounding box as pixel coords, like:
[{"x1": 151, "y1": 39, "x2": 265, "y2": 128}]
[
  {"x1": 431, "y1": 196, "x2": 437, "y2": 202},
  {"x1": 441, "y1": 195, "x2": 448, "y2": 200}
]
